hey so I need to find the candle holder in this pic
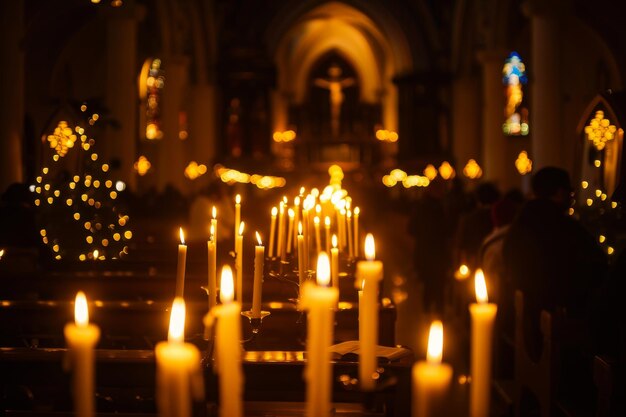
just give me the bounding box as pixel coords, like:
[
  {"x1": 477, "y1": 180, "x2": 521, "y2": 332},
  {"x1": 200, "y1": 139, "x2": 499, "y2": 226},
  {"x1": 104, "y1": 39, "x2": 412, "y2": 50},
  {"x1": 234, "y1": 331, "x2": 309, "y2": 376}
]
[{"x1": 241, "y1": 309, "x2": 271, "y2": 332}]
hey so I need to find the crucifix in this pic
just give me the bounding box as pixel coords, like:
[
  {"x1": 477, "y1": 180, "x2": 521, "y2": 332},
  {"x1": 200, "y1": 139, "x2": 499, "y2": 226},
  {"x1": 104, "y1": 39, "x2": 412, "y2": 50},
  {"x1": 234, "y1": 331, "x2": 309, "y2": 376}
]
[{"x1": 315, "y1": 64, "x2": 355, "y2": 137}]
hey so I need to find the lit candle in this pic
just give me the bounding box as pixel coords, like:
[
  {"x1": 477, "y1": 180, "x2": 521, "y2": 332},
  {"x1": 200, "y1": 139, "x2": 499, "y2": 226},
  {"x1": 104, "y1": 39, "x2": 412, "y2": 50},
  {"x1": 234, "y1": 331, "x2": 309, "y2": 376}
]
[
  {"x1": 454, "y1": 264, "x2": 470, "y2": 281},
  {"x1": 235, "y1": 221, "x2": 245, "y2": 303},
  {"x1": 469, "y1": 269, "x2": 497, "y2": 417},
  {"x1": 64, "y1": 291, "x2": 100, "y2": 417},
  {"x1": 339, "y1": 207, "x2": 346, "y2": 252},
  {"x1": 155, "y1": 298, "x2": 204, "y2": 417},
  {"x1": 208, "y1": 224, "x2": 217, "y2": 311},
  {"x1": 300, "y1": 252, "x2": 338, "y2": 417},
  {"x1": 346, "y1": 210, "x2": 353, "y2": 258},
  {"x1": 302, "y1": 199, "x2": 311, "y2": 270},
  {"x1": 412, "y1": 320, "x2": 453, "y2": 417},
  {"x1": 277, "y1": 200, "x2": 285, "y2": 258},
  {"x1": 252, "y1": 232, "x2": 265, "y2": 318},
  {"x1": 356, "y1": 234, "x2": 383, "y2": 391},
  {"x1": 286, "y1": 208, "x2": 295, "y2": 255},
  {"x1": 269, "y1": 207, "x2": 277, "y2": 258},
  {"x1": 293, "y1": 196, "x2": 301, "y2": 252},
  {"x1": 234, "y1": 194, "x2": 241, "y2": 252},
  {"x1": 176, "y1": 228, "x2": 187, "y2": 298},
  {"x1": 211, "y1": 206, "x2": 218, "y2": 244},
  {"x1": 353, "y1": 207, "x2": 360, "y2": 258},
  {"x1": 330, "y1": 235, "x2": 339, "y2": 291},
  {"x1": 324, "y1": 216, "x2": 331, "y2": 254},
  {"x1": 204, "y1": 266, "x2": 243, "y2": 417},
  {"x1": 297, "y1": 222, "x2": 306, "y2": 290},
  {"x1": 314, "y1": 216, "x2": 322, "y2": 255}
]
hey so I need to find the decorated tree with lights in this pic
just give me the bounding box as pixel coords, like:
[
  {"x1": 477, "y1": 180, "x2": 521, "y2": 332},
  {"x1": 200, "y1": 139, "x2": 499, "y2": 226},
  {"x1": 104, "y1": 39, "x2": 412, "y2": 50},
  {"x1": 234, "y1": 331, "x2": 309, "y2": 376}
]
[{"x1": 33, "y1": 111, "x2": 132, "y2": 261}]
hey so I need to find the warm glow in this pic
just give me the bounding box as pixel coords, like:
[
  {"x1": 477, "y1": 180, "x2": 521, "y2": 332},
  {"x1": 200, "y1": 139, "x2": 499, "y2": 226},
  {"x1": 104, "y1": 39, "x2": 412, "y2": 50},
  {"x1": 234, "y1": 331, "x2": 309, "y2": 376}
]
[
  {"x1": 423, "y1": 164, "x2": 438, "y2": 181},
  {"x1": 256, "y1": 231, "x2": 262, "y2": 246},
  {"x1": 438, "y1": 161, "x2": 455, "y2": 180},
  {"x1": 332, "y1": 234, "x2": 338, "y2": 248},
  {"x1": 238, "y1": 221, "x2": 245, "y2": 236},
  {"x1": 0, "y1": 249, "x2": 4, "y2": 259},
  {"x1": 585, "y1": 110, "x2": 617, "y2": 151},
  {"x1": 316, "y1": 252, "x2": 331, "y2": 287},
  {"x1": 272, "y1": 206, "x2": 278, "y2": 217},
  {"x1": 134, "y1": 155, "x2": 151, "y2": 176},
  {"x1": 365, "y1": 234, "x2": 376, "y2": 260},
  {"x1": 295, "y1": 196, "x2": 301, "y2": 206},
  {"x1": 299, "y1": 187, "x2": 306, "y2": 196},
  {"x1": 515, "y1": 151, "x2": 533, "y2": 175},
  {"x1": 93, "y1": 249, "x2": 99, "y2": 259},
  {"x1": 463, "y1": 159, "x2": 483, "y2": 179},
  {"x1": 474, "y1": 269, "x2": 489, "y2": 303},
  {"x1": 314, "y1": 216, "x2": 320, "y2": 225},
  {"x1": 210, "y1": 224, "x2": 215, "y2": 238},
  {"x1": 426, "y1": 320, "x2": 444, "y2": 364},
  {"x1": 167, "y1": 297, "x2": 185, "y2": 343},
  {"x1": 74, "y1": 291, "x2": 89, "y2": 327},
  {"x1": 220, "y1": 265, "x2": 234, "y2": 303},
  {"x1": 212, "y1": 206, "x2": 217, "y2": 219},
  {"x1": 354, "y1": 207, "x2": 360, "y2": 216},
  {"x1": 179, "y1": 227, "x2": 185, "y2": 245},
  {"x1": 289, "y1": 208, "x2": 295, "y2": 219},
  {"x1": 236, "y1": 194, "x2": 241, "y2": 204},
  {"x1": 325, "y1": 216, "x2": 331, "y2": 227},
  {"x1": 298, "y1": 222, "x2": 303, "y2": 235}
]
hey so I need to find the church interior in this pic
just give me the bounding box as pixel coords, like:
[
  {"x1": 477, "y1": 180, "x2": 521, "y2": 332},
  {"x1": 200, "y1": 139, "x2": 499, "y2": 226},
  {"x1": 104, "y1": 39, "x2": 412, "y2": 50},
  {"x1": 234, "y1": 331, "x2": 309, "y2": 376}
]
[{"x1": 0, "y1": 0, "x2": 625, "y2": 416}]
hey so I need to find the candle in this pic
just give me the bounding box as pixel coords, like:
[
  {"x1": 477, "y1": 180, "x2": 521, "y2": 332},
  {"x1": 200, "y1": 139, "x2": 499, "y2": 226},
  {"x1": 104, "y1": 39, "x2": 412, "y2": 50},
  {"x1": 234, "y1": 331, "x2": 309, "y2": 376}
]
[
  {"x1": 176, "y1": 228, "x2": 187, "y2": 298},
  {"x1": 454, "y1": 264, "x2": 470, "y2": 281},
  {"x1": 277, "y1": 201, "x2": 285, "y2": 258},
  {"x1": 356, "y1": 234, "x2": 383, "y2": 391},
  {"x1": 293, "y1": 196, "x2": 301, "y2": 252},
  {"x1": 469, "y1": 269, "x2": 497, "y2": 417},
  {"x1": 235, "y1": 221, "x2": 245, "y2": 303},
  {"x1": 155, "y1": 298, "x2": 204, "y2": 417},
  {"x1": 252, "y1": 232, "x2": 265, "y2": 318},
  {"x1": 297, "y1": 222, "x2": 306, "y2": 290},
  {"x1": 205, "y1": 266, "x2": 243, "y2": 417},
  {"x1": 64, "y1": 291, "x2": 100, "y2": 417},
  {"x1": 339, "y1": 208, "x2": 346, "y2": 251},
  {"x1": 208, "y1": 225, "x2": 217, "y2": 311},
  {"x1": 286, "y1": 208, "x2": 295, "y2": 254},
  {"x1": 211, "y1": 206, "x2": 218, "y2": 244},
  {"x1": 412, "y1": 320, "x2": 453, "y2": 417},
  {"x1": 269, "y1": 207, "x2": 277, "y2": 258},
  {"x1": 302, "y1": 200, "x2": 311, "y2": 270},
  {"x1": 314, "y1": 216, "x2": 322, "y2": 255},
  {"x1": 346, "y1": 210, "x2": 353, "y2": 258},
  {"x1": 300, "y1": 252, "x2": 339, "y2": 417},
  {"x1": 234, "y1": 194, "x2": 241, "y2": 252},
  {"x1": 353, "y1": 207, "x2": 360, "y2": 258},
  {"x1": 330, "y1": 234, "x2": 339, "y2": 291},
  {"x1": 324, "y1": 216, "x2": 331, "y2": 254},
  {"x1": 358, "y1": 281, "x2": 363, "y2": 330}
]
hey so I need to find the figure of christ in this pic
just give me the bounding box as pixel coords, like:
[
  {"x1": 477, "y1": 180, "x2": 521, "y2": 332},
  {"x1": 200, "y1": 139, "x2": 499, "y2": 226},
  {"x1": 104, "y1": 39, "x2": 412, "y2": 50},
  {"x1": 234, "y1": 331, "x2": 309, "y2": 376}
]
[{"x1": 314, "y1": 64, "x2": 355, "y2": 137}]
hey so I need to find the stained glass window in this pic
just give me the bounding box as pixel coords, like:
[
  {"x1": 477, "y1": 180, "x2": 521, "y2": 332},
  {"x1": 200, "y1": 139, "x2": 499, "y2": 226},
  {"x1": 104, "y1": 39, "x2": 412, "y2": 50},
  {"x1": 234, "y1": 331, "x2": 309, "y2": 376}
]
[
  {"x1": 502, "y1": 52, "x2": 529, "y2": 136},
  {"x1": 138, "y1": 58, "x2": 164, "y2": 140}
]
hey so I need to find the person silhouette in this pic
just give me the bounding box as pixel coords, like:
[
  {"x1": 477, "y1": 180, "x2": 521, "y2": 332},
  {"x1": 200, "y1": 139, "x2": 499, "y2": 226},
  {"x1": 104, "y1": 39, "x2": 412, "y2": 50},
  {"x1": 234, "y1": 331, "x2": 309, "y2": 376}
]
[{"x1": 314, "y1": 64, "x2": 355, "y2": 137}]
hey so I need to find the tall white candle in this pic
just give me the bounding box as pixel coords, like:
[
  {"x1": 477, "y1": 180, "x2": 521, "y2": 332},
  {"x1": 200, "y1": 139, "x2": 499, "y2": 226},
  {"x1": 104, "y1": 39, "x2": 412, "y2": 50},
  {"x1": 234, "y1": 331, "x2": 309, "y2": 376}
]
[
  {"x1": 324, "y1": 216, "x2": 331, "y2": 254},
  {"x1": 176, "y1": 228, "x2": 187, "y2": 298},
  {"x1": 330, "y1": 235, "x2": 339, "y2": 291},
  {"x1": 314, "y1": 216, "x2": 322, "y2": 255},
  {"x1": 346, "y1": 210, "x2": 353, "y2": 258},
  {"x1": 339, "y1": 208, "x2": 346, "y2": 252},
  {"x1": 211, "y1": 206, "x2": 218, "y2": 245},
  {"x1": 297, "y1": 222, "x2": 306, "y2": 290},
  {"x1": 469, "y1": 269, "x2": 497, "y2": 417},
  {"x1": 286, "y1": 208, "x2": 295, "y2": 255},
  {"x1": 353, "y1": 207, "x2": 360, "y2": 258},
  {"x1": 277, "y1": 201, "x2": 285, "y2": 258},
  {"x1": 234, "y1": 194, "x2": 241, "y2": 252},
  {"x1": 300, "y1": 252, "x2": 338, "y2": 417},
  {"x1": 252, "y1": 232, "x2": 265, "y2": 318},
  {"x1": 64, "y1": 291, "x2": 100, "y2": 417},
  {"x1": 269, "y1": 207, "x2": 277, "y2": 258},
  {"x1": 293, "y1": 196, "x2": 301, "y2": 252},
  {"x1": 356, "y1": 234, "x2": 383, "y2": 391},
  {"x1": 412, "y1": 320, "x2": 452, "y2": 417},
  {"x1": 235, "y1": 222, "x2": 245, "y2": 303},
  {"x1": 208, "y1": 224, "x2": 217, "y2": 311},
  {"x1": 302, "y1": 203, "x2": 310, "y2": 270},
  {"x1": 155, "y1": 298, "x2": 204, "y2": 417}
]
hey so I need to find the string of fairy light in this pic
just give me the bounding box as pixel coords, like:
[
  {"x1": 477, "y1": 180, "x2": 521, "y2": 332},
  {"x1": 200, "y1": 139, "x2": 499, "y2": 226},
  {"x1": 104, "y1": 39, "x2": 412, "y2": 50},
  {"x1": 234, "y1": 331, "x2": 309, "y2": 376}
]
[{"x1": 33, "y1": 104, "x2": 132, "y2": 261}]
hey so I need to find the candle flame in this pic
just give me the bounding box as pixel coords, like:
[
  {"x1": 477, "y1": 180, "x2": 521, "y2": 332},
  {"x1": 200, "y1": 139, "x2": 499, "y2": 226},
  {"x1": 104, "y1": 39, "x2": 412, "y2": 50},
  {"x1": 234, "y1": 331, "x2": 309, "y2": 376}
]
[
  {"x1": 474, "y1": 268, "x2": 488, "y2": 303},
  {"x1": 365, "y1": 234, "x2": 376, "y2": 260},
  {"x1": 347, "y1": 210, "x2": 352, "y2": 218},
  {"x1": 426, "y1": 320, "x2": 444, "y2": 364},
  {"x1": 271, "y1": 206, "x2": 278, "y2": 217},
  {"x1": 220, "y1": 265, "x2": 234, "y2": 303},
  {"x1": 346, "y1": 200, "x2": 351, "y2": 210},
  {"x1": 256, "y1": 231, "x2": 262, "y2": 246},
  {"x1": 332, "y1": 234, "x2": 338, "y2": 248},
  {"x1": 283, "y1": 196, "x2": 288, "y2": 204},
  {"x1": 316, "y1": 204, "x2": 321, "y2": 214},
  {"x1": 312, "y1": 188, "x2": 319, "y2": 198},
  {"x1": 459, "y1": 264, "x2": 469, "y2": 276},
  {"x1": 238, "y1": 221, "x2": 245, "y2": 236},
  {"x1": 74, "y1": 291, "x2": 89, "y2": 327},
  {"x1": 0, "y1": 249, "x2": 4, "y2": 259},
  {"x1": 325, "y1": 216, "x2": 331, "y2": 227},
  {"x1": 298, "y1": 221, "x2": 303, "y2": 235},
  {"x1": 288, "y1": 208, "x2": 295, "y2": 218},
  {"x1": 340, "y1": 208, "x2": 346, "y2": 215},
  {"x1": 167, "y1": 297, "x2": 185, "y2": 343},
  {"x1": 295, "y1": 196, "x2": 301, "y2": 206},
  {"x1": 212, "y1": 206, "x2": 217, "y2": 219},
  {"x1": 299, "y1": 186, "x2": 305, "y2": 196},
  {"x1": 179, "y1": 227, "x2": 185, "y2": 245},
  {"x1": 235, "y1": 194, "x2": 241, "y2": 204},
  {"x1": 354, "y1": 207, "x2": 360, "y2": 216},
  {"x1": 314, "y1": 216, "x2": 320, "y2": 225},
  {"x1": 316, "y1": 252, "x2": 331, "y2": 287},
  {"x1": 93, "y1": 249, "x2": 99, "y2": 259}
]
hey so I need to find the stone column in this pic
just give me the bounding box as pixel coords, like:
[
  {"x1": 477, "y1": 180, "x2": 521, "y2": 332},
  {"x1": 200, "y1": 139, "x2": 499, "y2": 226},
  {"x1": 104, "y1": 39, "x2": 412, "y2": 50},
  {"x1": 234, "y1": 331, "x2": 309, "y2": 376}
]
[
  {"x1": 188, "y1": 82, "x2": 217, "y2": 189},
  {"x1": 523, "y1": 0, "x2": 564, "y2": 170},
  {"x1": 105, "y1": 7, "x2": 139, "y2": 190},
  {"x1": 157, "y1": 56, "x2": 189, "y2": 193},
  {"x1": 478, "y1": 50, "x2": 508, "y2": 188},
  {"x1": 452, "y1": 75, "x2": 481, "y2": 169},
  {"x1": 0, "y1": 1, "x2": 24, "y2": 192}
]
